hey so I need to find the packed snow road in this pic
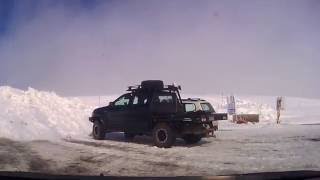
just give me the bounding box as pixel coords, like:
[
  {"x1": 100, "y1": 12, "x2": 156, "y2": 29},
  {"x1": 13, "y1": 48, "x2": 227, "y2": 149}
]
[{"x1": 1, "y1": 123, "x2": 319, "y2": 176}]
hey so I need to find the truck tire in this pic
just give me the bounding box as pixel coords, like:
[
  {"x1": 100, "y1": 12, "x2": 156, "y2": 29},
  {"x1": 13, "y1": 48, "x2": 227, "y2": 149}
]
[
  {"x1": 183, "y1": 134, "x2": 202, "y2": 144},
  {"x1": 152, "y1": 123, "x2": 176, "y2": 148},
  {"x1": 124, "y1": 132, "x2": 135, "y2": 141},
  {"x1": 92, "y1": 120, "x2": 105, "y2": 140}
]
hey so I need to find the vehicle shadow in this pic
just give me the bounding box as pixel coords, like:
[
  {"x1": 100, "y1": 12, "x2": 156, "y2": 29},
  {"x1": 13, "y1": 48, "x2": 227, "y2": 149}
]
[{"x1": 104, "y1": 132, "x2": 211, "y2": 147}]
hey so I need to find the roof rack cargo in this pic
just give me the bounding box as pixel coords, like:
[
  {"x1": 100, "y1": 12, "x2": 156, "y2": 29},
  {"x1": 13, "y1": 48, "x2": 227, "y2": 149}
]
[
  {"x1": 127, "y1": 80, "x2": 181, "y2": 92},
  {"x1": 141, "y1": 80, "x2": 164, "y2": 90}
]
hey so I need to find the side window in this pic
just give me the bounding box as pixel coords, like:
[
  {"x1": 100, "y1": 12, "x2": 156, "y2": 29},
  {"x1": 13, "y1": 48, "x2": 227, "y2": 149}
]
[
  {"x1": 141, "y1": 96, "x2": 149, "y2": 105},
  {"x1": 133, "y1": 96, "x2": 138, "y2": 105},
  {"x1": 154, "y1": 95, "x2": 173, "y2": 104},
  {"x1": 114, "y1": 95, "x2": 131, "y2": 107},
  {"x1": 132, "y1": 95, "x2": 149, "y2": 106},
  {"x1": 185, "y1": 103, "x2": 196, "y2": 112}
]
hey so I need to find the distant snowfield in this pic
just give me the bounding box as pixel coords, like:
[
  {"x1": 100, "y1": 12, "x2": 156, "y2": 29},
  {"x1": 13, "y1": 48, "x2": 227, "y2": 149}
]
[{"x1": 0, "y1": 86, "x2": 320, "y2": 141}]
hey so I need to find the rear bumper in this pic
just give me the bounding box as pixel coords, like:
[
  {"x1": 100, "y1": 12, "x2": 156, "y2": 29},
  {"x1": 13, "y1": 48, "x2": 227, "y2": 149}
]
[{"x1": 180, "y1": 123, "x2": 215, "y2": 137}]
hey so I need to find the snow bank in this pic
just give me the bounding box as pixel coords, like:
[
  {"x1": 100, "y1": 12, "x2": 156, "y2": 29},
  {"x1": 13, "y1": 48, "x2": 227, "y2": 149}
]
[
  {"x1": 1, "y1": 86, "x2": 319, "y2": 141},
  {"x1": 0, "y1": 86, "x2": 92, "y2": 140}
]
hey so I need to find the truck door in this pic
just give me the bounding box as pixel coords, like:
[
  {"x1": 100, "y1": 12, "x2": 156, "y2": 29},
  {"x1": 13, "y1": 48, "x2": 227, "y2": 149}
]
[
  {"x1": 107, "y1": 93, "x2": 132, "y2": 131},
  {"x1": 125, "y1": 94, "x2": 150, "y2": 133}
]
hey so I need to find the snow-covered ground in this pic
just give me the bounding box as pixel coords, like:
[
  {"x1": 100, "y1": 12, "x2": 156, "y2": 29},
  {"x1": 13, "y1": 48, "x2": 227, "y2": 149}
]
[
  {"x1": 1, "y1": 124, "x2": 319, "y2": 176},
  {"x1": 0, "y1": 86, "x2": 320, "y2": 176}
]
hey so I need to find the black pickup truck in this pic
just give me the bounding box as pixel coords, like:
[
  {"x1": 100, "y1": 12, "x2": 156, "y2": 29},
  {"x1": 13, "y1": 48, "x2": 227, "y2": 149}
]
[{"x1": 89, "y1": 80, "x2": 227, "y2": 148}]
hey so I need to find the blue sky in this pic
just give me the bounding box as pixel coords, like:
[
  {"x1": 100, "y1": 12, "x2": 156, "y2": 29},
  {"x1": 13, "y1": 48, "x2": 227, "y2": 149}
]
[
  {"x1": 0, "y1": 0, "x2": 104, "y2": 35},
  {"x1": 0, "y1": 0, "x2": 13, "y2": 34},
  {"x1": 0, "y1": 0, "x2": 319, "y2": 98}
]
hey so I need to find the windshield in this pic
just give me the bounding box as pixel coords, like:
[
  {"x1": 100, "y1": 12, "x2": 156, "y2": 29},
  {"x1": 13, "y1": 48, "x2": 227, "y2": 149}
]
[{"x1": 200, "y1": 103, "x2": 215, "y2": 112}]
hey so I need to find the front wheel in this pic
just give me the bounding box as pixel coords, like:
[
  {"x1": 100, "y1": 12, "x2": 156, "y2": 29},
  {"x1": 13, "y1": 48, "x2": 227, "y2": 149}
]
[
  {"x1": 183, "y1": 134, "x2": 202, "y2": 144},
  {"x1": 92, "y1": 121, "x2": 105, "y2": 140},
  {"x1": 152, "y1": 123, "x2": 176, "y2": 148}
]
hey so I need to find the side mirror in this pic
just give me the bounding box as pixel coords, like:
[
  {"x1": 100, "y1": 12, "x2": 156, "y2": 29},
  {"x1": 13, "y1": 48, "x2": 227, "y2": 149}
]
[{"x1": 109, "y1": 102, "x2": 114, "y2": 106}]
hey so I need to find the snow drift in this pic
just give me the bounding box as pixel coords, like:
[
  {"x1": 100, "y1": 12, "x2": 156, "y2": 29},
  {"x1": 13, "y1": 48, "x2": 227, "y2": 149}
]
[{"x1": 0, "y1": 86, "x2": 93, "y2": 140}]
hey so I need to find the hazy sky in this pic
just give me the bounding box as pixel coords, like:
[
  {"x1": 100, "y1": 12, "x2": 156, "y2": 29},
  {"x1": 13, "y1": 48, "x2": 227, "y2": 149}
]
[{"x1": 0, "y1": 0, "x2": 319, "y2": 98}]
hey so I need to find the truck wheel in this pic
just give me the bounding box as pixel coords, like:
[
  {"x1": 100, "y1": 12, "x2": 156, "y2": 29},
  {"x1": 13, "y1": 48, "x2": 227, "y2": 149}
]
[
  {"x1": 183, "y1": 135, "x2": 202, "y2": 144},
  {"x1": 124, "y1": 132, "x2": 135, "y2": 141},
  {"x1": 152, "y1": 123, "x2": 176, "y2": 148},
  {"x1": 92, "y1": 121, "x2": 105, "y2": 140}
]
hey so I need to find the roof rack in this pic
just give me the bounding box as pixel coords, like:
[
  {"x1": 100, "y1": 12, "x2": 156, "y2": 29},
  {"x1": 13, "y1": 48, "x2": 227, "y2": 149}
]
[
  {"x1": 127, "y1": 84, "x2": 181, "y2": 92},
  {"x1": 164, "y1": 85, "x2": 181, "y2": 91},
  {"x1": 182, "y1": 98, "x2": 205, "y2": 101},
  {"x1": 126, "y1": 81, "x2": 183, "y2": 104},
  {"x1": 127, "y1": 85, "x2": 141, "y2": 91}
]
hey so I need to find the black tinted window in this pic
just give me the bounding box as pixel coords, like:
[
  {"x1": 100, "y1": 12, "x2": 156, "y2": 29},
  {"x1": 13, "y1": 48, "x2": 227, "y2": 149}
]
[
  {"x1": 154, "y1": 95, "x2": 173, "y2": 104},
  {"x1": 133, "y1": 95, "x2": 149, "y2": 106}
]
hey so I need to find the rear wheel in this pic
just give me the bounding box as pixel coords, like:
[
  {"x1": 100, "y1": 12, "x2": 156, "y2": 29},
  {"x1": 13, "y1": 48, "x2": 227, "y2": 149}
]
[
  {"x1": 152, "y1": 123, "x2": 176, "y2": 148},
  {"x1": 183, "y1": 134, "x2": 202, "y2": 144},
  {"x1": 92, "y1": 121, "x2": 105, "y2": 140}
]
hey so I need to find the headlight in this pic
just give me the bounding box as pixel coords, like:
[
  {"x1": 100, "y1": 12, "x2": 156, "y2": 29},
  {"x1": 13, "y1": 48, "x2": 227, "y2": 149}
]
[{"x1": 201, "y1": 116, "x2": 207, "y2": 122}]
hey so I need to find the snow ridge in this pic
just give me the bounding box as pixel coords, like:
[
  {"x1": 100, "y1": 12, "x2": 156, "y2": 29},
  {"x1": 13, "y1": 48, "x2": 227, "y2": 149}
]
[{"x1": 0, "y1": 86, "x2": 92, "y2": 140}]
